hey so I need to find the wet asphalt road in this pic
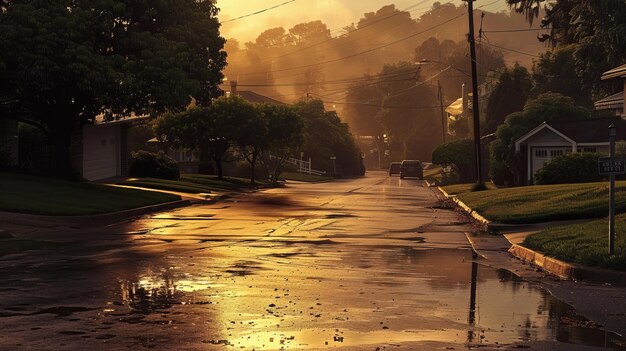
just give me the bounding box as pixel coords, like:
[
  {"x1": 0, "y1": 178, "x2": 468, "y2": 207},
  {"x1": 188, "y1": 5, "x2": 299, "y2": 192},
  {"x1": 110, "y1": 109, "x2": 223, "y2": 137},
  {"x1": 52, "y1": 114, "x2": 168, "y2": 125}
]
[{"x1": 1, "y1": 172, "x2": 624, "y2": 350}]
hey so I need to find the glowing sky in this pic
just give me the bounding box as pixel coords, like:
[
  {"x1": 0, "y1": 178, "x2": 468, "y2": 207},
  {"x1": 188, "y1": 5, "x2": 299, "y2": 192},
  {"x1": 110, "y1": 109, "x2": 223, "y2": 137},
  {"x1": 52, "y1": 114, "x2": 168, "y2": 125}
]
[{"x1": 216, "y1": 0, "x2": 511, "y2": 43}]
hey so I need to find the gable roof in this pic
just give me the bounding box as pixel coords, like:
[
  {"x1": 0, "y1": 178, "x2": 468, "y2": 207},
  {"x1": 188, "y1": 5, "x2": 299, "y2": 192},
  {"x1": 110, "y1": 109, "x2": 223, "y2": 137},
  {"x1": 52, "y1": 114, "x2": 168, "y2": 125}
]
[
  {"x1": 514, "y1": 122, "x2": 576, "y2": 151},
  {"x1": 548, "y1": 117, "x2": 626, "y2": 143},
  {"x1": 594, "y1": 91, "x2": 624, "y2": 111},
  {"x1": 514, "y1": 117, "x2": 626, "y2": 151},
  {"x1": 236, "y1": 91, "x2": 286, "y2": 105},
  {"x1": 602, "y1": 64, "x2": 626, "y2": 80}
]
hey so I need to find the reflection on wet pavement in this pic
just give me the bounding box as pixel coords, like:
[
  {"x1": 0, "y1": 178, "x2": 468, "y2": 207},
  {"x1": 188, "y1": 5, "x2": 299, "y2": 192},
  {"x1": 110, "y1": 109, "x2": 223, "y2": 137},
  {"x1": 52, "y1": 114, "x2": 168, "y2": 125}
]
[{"x1": 1, "y1": 174, "x2": 624, "y2": 350}]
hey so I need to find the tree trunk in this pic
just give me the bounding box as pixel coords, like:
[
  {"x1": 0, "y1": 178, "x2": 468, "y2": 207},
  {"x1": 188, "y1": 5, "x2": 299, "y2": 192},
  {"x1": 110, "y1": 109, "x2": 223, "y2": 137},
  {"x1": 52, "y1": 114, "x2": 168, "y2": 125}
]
[
  {"x1": 214, "y1": 155, "x2": 223, "y2": 180},
  {"x1": 49, "y1": 124, "x2": 79, "y2": 180},
  {"x1": 249, "y1": 150, "x2": 257, "y2": 185}
]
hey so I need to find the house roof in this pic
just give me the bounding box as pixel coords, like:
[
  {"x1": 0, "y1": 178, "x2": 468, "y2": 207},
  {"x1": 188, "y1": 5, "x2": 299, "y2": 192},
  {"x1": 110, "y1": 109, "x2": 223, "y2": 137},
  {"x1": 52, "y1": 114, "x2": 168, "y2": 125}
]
[
  {"x1": 514, "y1": 117, "x2": 626, "y2": 152},
  {"x1": 235, "y1": 91, "x2": 286, "y2": 105},
  {"x1": 93, "y1": 113, "x2": 149, "y2": 126},
  {"x1": 602, "y1": 64, "x2": 626, "y2": 80},
  {"x1": 548, "y1": 117, "x2": 626, "y2": 143},
  {"x1": 594, "y1": 91, "x2": 624, "y2": 110}
]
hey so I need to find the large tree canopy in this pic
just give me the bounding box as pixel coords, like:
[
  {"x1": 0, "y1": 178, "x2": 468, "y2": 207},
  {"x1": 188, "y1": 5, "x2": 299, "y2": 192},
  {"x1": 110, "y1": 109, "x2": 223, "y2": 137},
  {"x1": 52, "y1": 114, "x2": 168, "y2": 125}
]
[
  {"x1": 0, "y1": 0, "x2": 226, "y2": 178},
  {"x1": 507, "y1": 0, "x2": 626, "y2": 97}
]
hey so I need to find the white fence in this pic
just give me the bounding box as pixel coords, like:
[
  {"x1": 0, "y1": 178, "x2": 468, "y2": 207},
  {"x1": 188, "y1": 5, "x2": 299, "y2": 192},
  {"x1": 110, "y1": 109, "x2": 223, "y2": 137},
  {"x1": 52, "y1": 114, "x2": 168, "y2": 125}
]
[{"x1": 269, "y1": 154, "x2": 327, "y2": 176}]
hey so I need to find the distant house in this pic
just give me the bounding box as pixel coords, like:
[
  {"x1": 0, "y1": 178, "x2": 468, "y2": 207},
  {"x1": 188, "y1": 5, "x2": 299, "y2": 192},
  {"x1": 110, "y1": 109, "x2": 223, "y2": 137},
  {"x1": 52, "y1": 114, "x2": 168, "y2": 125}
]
[
  {"x1": 514, "y1": 64, "x2": 626, "y2": 184},
  {"x1": 227, "y1": 80, "x2": 286, "y2": 105}
]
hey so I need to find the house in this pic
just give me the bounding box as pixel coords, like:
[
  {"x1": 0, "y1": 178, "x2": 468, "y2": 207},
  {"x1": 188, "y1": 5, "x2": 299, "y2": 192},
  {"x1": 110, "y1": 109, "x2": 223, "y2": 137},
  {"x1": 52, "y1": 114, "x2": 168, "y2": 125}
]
[
  {"x1": 515, "y1": 117, "x2": 626, "y2": 183},
  {"x1": 81, "y1": 115, "x2": 149, "y2": 181},
  {"x1": 595, "y1": 63, "x2": 626, "y2": 118},
  {"x1": 514, "y1": 63, "x2": 626, "y2": 184}
]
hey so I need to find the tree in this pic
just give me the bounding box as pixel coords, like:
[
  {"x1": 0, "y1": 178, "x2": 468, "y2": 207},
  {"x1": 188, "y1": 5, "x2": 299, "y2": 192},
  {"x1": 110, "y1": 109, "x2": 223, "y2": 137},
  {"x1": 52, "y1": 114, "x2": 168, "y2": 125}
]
[
  {"x1": 490, "y1": 93, "x2": 591, "y2": 185},
  {"x1": 484, "y1": 64, "x2": 532, "y2": 134},
  {"x1": 432, "y1": 138, "x2": 475, "y2": 183},
  {"x1": 155, "y1": 96, "x2": 258, "y2": 181},
  {"x1": 507, "y1": 0, "x2": 626, "y2": 97},
  {"x1": 235, "y1": 104, "x2": 267, "y2": 185},
  {"x1": 0, "y1": 1, "x2": 226, "y2": 179},
  {"x1": 531, "y1": 45, "x2": 591, "y2": 106},
  {"x1": 258, "y1": 104, "x2": 304, "y2": 181},
  {"x1": 375, "y1": 62, "x2": 440, "y2": 161},
  {"x1": 294, "y1": 99, "x2": 363, "y2": 176}
]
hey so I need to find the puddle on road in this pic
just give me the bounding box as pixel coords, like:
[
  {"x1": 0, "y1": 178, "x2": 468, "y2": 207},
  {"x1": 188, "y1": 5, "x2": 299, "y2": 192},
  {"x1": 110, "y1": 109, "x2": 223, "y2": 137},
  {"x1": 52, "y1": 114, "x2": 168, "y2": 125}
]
[
  {"x1": 115, "y1": 248, "x2": 626, "y2": 349},
  {"x1": 2, "y1": 246, "x2": 624, "y2": 350}
]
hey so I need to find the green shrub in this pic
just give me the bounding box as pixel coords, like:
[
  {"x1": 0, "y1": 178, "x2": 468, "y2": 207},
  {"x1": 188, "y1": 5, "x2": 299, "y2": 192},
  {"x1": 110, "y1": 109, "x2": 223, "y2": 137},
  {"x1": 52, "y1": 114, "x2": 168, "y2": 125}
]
[
  {"x1": 129, "y1": 151, "x2": 180, "y2": 180},
  {"x1": 432, "y1": 138, "x2": 475, "y2": 183},
  {"x1": 535, "y1": 152, "x2": 602, "y2": 185}
]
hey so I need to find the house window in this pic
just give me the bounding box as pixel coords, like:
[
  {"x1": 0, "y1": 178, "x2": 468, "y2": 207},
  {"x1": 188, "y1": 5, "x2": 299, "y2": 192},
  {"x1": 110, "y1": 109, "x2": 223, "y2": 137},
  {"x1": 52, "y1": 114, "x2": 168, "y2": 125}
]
[
  {"x1": 535, "y1": 150, "x2": 547, "y2": 157},
  {"x1": 582, "y1": 147, "x2": 597, "y2": 153},
  {"x1": 550, "y1": 150, "x2": 564, "y2": 157}
]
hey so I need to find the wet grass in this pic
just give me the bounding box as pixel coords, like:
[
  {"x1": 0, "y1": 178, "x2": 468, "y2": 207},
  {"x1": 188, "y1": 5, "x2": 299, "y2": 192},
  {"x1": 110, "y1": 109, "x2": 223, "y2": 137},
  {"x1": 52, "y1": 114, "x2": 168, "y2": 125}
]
[
  {"x1": 524, "y1": 215, "x2": 626, "y2": 270},
  {"x1": 279, "y1": 171, "x2": 332, "y2": 182},
  {"x1": 452, "y1": 181, "x2": 626, "y2": 224},
  {"x1": 0, "y1": 172, "x2": 180, "y2": 216}
]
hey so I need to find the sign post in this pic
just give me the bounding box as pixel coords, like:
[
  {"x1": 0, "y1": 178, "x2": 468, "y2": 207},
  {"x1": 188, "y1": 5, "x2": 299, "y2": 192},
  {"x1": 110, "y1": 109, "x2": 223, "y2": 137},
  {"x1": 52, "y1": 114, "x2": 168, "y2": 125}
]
[
  {"x1": 598, "y1": 124, "x2": 624, "y2": 255},
  {"x1": 330, "y1": 156, "x2": 337, "y2": 175}
]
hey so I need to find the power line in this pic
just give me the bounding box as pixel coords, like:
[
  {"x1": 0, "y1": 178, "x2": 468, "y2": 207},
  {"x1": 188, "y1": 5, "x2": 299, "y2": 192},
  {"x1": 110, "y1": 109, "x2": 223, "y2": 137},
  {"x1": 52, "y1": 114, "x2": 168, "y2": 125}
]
[
  {"x1": 482, "y1": 41, "x2": 540, "y2": 58},
  {"x1": 482, "y1": 28, "x2": 551, "y2": 33},
  {"x1": 220, "y1": 0, "x2": 297, "y2": 24}
]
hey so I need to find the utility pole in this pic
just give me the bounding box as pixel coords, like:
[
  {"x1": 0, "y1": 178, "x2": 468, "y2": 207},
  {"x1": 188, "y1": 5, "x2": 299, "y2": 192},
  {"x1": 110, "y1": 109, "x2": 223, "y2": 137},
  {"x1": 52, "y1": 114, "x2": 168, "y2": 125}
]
[
  {"x1": 438, "y1": 81, "x2": 446, "y2": 144},
  {"x1": 609, "y1": 124, "x2": 617, "y2": 255},
  {"x1": 465, "y1": 0, "x2": 483, "y2": 183}
]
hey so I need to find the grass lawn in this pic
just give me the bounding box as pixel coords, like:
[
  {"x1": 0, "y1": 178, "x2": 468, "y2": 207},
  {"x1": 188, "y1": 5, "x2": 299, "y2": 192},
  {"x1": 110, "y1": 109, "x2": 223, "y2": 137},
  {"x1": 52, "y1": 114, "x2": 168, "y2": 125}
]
[
  {"x1": 0, "y1": 172, "x2": 180, "y2": 216},
  {"x1": 119, "y1": 174, "x2": 268, "y2": 194},
  {"x1": 441, "y1": 181, "x2": 498, "y2": 195},
  {"x1": 279, "y1": 171, "x2": 333, "y2": 182},
  {"x1": 524, "y1": 215, "x2": 626, "y2": 271},
  {"x1": 451, "y1": 181, "x2": 626, "y2": 224}
]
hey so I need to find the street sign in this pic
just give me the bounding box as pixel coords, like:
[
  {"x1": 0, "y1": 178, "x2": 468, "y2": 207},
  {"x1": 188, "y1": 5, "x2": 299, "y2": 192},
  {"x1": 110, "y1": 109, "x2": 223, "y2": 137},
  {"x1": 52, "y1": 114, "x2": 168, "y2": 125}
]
[
  {"x1": 598, "y1": 157, "x2": 626, "y2": 175},
  {"x1": 330, "y1": 156, "x2": 337, "y2": 160}
]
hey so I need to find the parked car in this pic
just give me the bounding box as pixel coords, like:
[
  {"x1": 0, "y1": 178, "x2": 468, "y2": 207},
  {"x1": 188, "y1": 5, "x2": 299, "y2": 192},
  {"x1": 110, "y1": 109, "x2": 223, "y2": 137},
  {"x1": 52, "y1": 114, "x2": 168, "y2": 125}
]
[
  {"x1": 400, "y1": 160, "x2": 423, "y2": 179},
  {"x1": 388, "y1": 162, "x2": 401, "y2": 176}
]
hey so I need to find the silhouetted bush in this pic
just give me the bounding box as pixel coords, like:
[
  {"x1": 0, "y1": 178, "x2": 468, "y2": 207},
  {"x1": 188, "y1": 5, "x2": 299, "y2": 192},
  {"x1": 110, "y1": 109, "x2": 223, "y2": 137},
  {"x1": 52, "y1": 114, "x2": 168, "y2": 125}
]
[
  {"x1": 535, "y1": 153, "x2": 602, "y2": 185},
  {"x1": 129, "y1": 151, "x2": 180, "y2": 180},
  {"x1": 432, "y1": 138, "x2": 475, "y2": 183}
]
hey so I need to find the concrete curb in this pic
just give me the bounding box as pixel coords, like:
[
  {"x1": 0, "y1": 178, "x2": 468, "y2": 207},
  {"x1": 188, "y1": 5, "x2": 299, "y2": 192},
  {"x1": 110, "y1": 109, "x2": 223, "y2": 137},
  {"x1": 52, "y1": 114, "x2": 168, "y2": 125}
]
[
  {"x1": 436, "y1": 186, "x2": 491, "y2": 226},
  {"x1": 435, "y1": 186, "x2": 626, "y2": 285},
  {"x1": 508, "y1": 243, "x2": 626, "y2": 285},
  {"x1": 0, "y1": 199, "x2": 191, "y2": 226}
]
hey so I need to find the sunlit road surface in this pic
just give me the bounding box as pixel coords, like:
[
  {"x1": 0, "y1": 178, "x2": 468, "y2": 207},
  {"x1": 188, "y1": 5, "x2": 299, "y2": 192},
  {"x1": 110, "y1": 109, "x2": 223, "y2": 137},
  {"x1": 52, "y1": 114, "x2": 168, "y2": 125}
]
[{"x1": 1, "y1": 171, "x2": 624, "y2": 350}]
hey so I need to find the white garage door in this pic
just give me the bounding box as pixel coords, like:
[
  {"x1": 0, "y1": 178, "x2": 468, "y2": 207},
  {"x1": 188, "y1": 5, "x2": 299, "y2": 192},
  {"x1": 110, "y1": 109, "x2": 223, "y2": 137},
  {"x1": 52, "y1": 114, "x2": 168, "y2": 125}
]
[
  {"x1": 531, "y1": 147, "x2": 570, "y2": 178},
  {"x1": 83, "y1": 126, "x2": 118, "y2": 181}
]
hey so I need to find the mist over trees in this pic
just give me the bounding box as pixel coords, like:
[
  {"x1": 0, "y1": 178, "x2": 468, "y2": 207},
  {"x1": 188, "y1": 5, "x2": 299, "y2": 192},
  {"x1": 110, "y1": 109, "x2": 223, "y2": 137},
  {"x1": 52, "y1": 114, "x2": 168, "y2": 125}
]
[{"x1": 222, "y1": 2, "x2": 544, "y2": 162}]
